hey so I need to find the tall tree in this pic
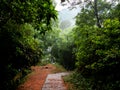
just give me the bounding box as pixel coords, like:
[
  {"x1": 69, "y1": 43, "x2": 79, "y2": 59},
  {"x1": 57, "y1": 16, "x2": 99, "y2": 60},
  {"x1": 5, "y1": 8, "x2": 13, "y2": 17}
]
[
  {"x1": 94, "y1": 0, "x2": 101, "y2": 27},
  {"x1": 72, "y1": 1, "x2": 120, "y2": 90},
  {"x1": 76, "y1": 0, "x2": 112, "y2": 27}
]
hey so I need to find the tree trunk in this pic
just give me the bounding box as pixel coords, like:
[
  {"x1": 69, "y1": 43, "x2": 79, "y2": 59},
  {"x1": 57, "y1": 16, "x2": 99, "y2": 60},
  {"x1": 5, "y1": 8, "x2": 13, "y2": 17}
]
[{"x1": 94, "y1": 0, "x2": 101, "y2": 28}]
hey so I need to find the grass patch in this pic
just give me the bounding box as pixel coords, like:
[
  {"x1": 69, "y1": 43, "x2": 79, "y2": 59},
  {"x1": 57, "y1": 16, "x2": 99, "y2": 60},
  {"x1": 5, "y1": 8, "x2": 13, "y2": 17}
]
[
  {"x1": 37, "y1": 60, "x2": 51, "y2": 66},
  {"x1": 52, "y1": 63, "x2": 67, "y2": 73}
]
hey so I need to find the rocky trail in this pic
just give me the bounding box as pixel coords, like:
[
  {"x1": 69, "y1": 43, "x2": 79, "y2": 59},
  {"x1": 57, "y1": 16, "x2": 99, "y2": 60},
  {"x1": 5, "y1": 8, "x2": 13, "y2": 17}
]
[{"x1": 17, "y1": 64, "x2": 69, "y2": 90}]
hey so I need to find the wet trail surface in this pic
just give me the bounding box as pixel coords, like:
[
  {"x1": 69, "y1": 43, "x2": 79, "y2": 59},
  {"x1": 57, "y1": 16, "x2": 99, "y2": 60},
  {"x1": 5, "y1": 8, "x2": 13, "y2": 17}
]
[
  {"x1": 17, "y1": 64, "x2": 69, "y2": 90},
  {"x1": 42, "y1": 73, "x2": 69, "y2": 90}
]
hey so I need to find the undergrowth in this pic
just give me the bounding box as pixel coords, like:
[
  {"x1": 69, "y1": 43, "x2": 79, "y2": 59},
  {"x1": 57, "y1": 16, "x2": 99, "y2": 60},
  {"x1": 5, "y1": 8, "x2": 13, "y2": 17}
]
[
  {"x1": 16, "y1": 69, "x2": 32, "y2": 90},
  {"x1": 63, "y1": 71, "x2": 120, "y2": 90},
  {"x1": 63, "y1": 72, "x2": 92, "y2": 90}
]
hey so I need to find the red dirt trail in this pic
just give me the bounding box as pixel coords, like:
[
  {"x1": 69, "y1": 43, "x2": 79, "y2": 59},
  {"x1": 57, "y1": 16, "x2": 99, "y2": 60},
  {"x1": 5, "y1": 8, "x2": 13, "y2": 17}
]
[{"x1": 16, "y1": 64, "x2": 68, "y2": 90}]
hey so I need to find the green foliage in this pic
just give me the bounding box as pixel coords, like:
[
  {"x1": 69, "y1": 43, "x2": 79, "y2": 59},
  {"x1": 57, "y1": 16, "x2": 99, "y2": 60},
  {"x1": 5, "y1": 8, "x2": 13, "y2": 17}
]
[
  {"x1": 50, "y1": 28, "x2": 76, "y2": 70},
  {"x1": 0, "y1": 21, "x2": 42, "y2": 89},
  {"x1": 72, "y1": 2, "x2": 120, "y2": 90},
  {"x1": 0, "y1": 0, "x2": 57, "y2": 33},
  {"x1": 109, "y1": 3, "x2": 120, "y2": 20},
  {"x1": 41, "y1": 27, "x2": 76, "y2": 70},
  {"x1": 74, "y1": 16, "x2": 120, "y2": 90},
  {"x1": 0, "y1": 0, "x2": 57, "y2": 89},
  {"x1": 64, "y1": 72, "x2": 92, "y2": 90}
]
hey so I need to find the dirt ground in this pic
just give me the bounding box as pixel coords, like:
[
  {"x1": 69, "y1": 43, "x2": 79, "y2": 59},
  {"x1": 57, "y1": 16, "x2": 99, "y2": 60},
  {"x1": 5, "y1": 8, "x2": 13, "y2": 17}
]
[{"x1": 16, "y1": 64, "x2": 68, "y2": 90}]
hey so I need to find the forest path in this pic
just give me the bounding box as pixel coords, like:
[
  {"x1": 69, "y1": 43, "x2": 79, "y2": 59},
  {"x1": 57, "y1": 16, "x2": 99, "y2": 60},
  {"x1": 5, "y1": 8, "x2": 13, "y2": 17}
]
[
  {"x1": 17, "y1": 64, "x2": 69, "y2": 90},
  {"x1": 42, "y1": 72, "x2": 69, "y2": 90}
]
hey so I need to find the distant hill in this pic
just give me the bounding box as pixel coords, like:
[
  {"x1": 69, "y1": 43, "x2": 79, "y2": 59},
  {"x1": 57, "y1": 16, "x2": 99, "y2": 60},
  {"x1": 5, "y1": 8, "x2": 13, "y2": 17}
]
[{"x1": 58, "y1": 5, "x2": 81, "y2": 30}]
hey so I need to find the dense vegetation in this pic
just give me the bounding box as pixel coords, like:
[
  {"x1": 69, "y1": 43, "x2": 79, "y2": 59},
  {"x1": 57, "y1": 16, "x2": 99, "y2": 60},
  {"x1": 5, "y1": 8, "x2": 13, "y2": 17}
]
[
  {"x1": 0, "y1": 0, "x2": 57, "y2": 89},
  {"x1": 50, "y1": 0, "x2": 120, "y2": 90},
  {"x1": 61, "y1": 0, "x2": 120, "y2": 90},
  {"x1": 0, "y1": 0, "x2": 120, "y2": 90},
  {"x1": 42, "y1": 27, "x2": 76, "y2": 70}
]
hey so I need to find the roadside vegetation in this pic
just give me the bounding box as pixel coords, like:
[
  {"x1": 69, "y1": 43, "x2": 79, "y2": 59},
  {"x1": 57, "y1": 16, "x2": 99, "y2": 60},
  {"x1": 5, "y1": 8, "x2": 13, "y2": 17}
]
[
  {"x1": 62, "y1": 0, "x2": 120, "y2": 90},
  {"x1": 0, "y1": 0, "x2": 57, "y2": 89},
  {"x1": 1, "y1": 0, "x2": 120, "y2": 90}
]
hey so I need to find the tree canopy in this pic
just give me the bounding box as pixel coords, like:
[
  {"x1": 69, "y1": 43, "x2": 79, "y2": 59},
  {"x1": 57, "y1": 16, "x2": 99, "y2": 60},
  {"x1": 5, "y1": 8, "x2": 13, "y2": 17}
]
[{"x1": 71, "y1": 1, "x2": 120, "y2": 89}]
